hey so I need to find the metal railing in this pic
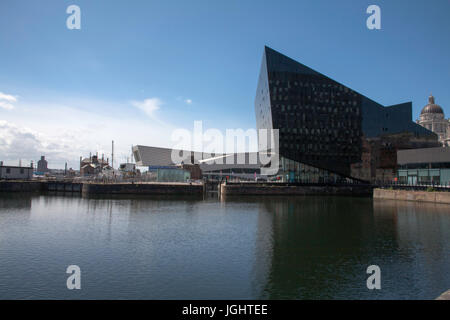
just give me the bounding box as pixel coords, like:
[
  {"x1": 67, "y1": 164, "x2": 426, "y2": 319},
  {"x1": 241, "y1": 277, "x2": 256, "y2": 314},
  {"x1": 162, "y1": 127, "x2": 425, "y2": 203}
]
[{"x1": 375, "y1": 181, "x2": 450, "y2": 192}]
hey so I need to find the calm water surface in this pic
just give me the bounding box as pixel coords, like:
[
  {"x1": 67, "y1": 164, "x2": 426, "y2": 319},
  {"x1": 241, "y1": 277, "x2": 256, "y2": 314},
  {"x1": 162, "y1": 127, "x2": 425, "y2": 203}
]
[{"x1": 0, "y1": 193, "x2": 449, "y2": 299}]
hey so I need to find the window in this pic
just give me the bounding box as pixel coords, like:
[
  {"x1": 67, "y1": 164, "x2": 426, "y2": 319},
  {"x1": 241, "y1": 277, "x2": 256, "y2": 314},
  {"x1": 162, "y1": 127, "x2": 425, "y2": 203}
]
[
  {"x1": 6, "y1": 168, "x2": 10, "y2": 174},
  {"x1": 20, "y1": 169, "x2": 24, "y2": 174}
]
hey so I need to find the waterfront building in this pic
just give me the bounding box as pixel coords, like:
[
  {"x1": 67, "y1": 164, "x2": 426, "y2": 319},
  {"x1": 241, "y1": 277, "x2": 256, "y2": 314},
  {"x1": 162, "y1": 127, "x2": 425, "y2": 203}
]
[
  {"x1": 133, "y1": 145, "x2": 262, "y2": 181},
  {"x1": 155, "y1": 167, "x2": 191, "y2": 182},
  {"x1": 133, "y1": 48, "x2": 441, "y2": 184},
  {"x1": 180, "y1": 163, "x2": 203, "y2": 180},
  {"x1": 37, "y1": 156, "x2": 48, "y2": 173},
  {"x1": 119, "y1": 163, "x2": 136, "y2": 173},
  {"x1": 80, "y1": 154, "x2": 111, "y2": 176},
  {"x1": 0, "y1": 162, "x2": 34, "y2": 180},
  {"x1": 416, "y1": 95, "x2": 450, "y2": 146},
  {"x1": 397, "y1": 147, "x2": 450, "y2": 185},
  {"x1": 255, "y1": 46, "x2": 439, "y2": 183},
  {"x1": 133, "y1": 145, "x2": 195, "y2": 167}
]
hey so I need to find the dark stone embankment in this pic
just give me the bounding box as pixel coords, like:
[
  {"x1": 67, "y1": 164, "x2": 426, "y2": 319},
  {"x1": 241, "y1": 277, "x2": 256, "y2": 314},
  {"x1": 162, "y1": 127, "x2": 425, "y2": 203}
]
[
  {"x1": 0, "y1": 180, "x2": 44, "y2": 192},
  {"x1": 82, "y1": 182, "x2": 203, "y2": 195},
  {"x1": 0, "y1": 181, "x2": 203, "y2": 196},
  {"x1": 1, "y1": 181, "x2": 376, "y2": 197},
  {"x1": 220, "y1": 182, "x2": 374, "y2": 197}
]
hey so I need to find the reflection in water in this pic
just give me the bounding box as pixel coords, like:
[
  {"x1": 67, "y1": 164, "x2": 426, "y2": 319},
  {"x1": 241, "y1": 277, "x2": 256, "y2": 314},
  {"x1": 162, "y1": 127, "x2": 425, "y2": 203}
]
[
  {"x1": 259, "y1": 197, "x2": 450, "y2": 299},
  {"x1": 0, "y1": 193, "x2": 448, "y2": 299},
  {"x1": 373, "y1": 200, "x2": 450, "y2": 299},
  {"x1": 262, "y1": 196, "x2": 379, "y2": 299},
  {"x1": 0, "y1": 193, "x2": 33, "y2": 210}
]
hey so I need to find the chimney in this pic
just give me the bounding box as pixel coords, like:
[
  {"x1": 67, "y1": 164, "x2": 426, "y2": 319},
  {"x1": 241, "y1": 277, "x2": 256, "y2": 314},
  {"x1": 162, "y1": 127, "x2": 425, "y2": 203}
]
[{"x1": 112, "y1": 140, "x2": 114, "y2": 170}]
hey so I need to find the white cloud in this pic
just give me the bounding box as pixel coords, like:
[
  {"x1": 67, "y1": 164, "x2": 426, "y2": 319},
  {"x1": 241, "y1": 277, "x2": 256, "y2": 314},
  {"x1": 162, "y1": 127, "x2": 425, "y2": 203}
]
[
  {"x1": 0, "y1": 101, "x2": 15, "y2": 110},
  {"x1": 0, "y1": 97, "x2": 177, "y2": 169},
  {"x1": 0, "y1": 92, "x2": 17, "y2": 102},
  {"x1": 185, "y1": 99, "x2": 192, "y2": 105},
  {"x1": 0, "y1": 120, "x2": 71, "y2": 167},
  {"x1": 0, "y1": 92, "x2": 18, "y2": 110},
  {"x1": 131, "y1": 98, "x2": 162, "y2": 117}
]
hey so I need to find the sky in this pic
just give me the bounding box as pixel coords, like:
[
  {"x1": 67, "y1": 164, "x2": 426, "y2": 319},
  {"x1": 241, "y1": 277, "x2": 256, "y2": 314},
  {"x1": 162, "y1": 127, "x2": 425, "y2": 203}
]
[{"x1": 0, "y1": 0, "x2": 449, "y2": 169}]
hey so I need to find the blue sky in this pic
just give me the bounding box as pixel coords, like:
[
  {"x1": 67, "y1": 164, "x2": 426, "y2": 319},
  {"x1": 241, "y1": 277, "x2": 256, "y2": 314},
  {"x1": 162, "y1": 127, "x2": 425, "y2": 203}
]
[{"x1": 0, "y1": 0, "x2": 449, "y2": 168}]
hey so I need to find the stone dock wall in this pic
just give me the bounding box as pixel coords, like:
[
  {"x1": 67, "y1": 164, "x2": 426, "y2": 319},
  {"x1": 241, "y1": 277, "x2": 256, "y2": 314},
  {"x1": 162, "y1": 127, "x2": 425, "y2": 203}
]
[{"x1": 374, "y1": 188, "x2": 450, "y2": 204}]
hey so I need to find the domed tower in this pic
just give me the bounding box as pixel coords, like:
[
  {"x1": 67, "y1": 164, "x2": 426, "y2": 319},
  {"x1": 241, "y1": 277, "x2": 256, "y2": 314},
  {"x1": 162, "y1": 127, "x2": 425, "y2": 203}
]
[{"x1": 417, "y1": 94, "x2": 447, "y2": 145}]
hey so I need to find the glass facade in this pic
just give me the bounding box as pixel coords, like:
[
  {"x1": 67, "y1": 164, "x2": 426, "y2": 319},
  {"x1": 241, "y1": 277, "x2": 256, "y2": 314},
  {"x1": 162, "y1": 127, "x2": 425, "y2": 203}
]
[
  {"x1": 156, "y1": 168, "x2": 190, "y2": 182},
  {"x1": 397, "y1": 168, "x2": 450, "y2": 186},
  {"x1": 255, "y1": 46, "x2": 363, "y2": 180},
  {"x1": 255, "y1": 46, "x2": 436, "y2": 183},
  {"x1": 276, "y1": 156, "x2": 359, "y2": 183}
]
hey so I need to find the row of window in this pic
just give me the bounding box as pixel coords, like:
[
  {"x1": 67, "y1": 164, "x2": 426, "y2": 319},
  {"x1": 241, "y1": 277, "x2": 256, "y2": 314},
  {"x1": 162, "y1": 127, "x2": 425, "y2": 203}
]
[
  {"x1": 269, "y1": 77, "x2": 356, "y2": 95},
  {"x1": 275, "y1": 104, "x2": 360, "y2": 114},
  {"x1": 271, "y1": 94, "x2": 359, "y2": 105},
  {"x1": 2, "y1": 168, "x2": 26, "y2": 174},
  {"x1": 277, "y1": 118, "x2": 360, "y2": 131},
  {"x1": 281, "y1": 143, "x2": 359, "y2": 154},
  {"x1": 278, "y1": 156, "x2": 358, "y2": 183},
  {"x1": 279, "y1": 127, "x2": 360, "y2": 135}
]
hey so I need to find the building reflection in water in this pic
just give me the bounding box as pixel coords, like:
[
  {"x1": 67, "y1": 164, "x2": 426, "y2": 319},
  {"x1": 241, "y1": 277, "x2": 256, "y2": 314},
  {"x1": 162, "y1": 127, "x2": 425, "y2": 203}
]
[
  {"x1": 373, "y1": 199, "x2": 450, "y2": 299},
  {"x1": 255, "y1": 196, "x2": 449, "y2": 299},
  {"x1": 0, "y1": 193, "x2": 33, "y2": 211},
  {"x1": 0, "y1": 193, "x2": 34, "y2": 233},
  {"x1": 257, "y1": 196, "x2": 379, "y2": 299}
]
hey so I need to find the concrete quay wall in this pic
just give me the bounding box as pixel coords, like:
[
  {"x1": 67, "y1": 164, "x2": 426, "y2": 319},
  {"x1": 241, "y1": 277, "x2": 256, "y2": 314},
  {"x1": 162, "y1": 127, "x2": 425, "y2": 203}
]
[{"x1": 374, "y1": 188, "x2": 450, "y2": 204}]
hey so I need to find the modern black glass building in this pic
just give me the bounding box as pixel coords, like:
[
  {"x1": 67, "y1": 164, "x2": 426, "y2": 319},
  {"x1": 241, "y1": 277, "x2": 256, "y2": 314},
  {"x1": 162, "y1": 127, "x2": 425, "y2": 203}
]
[{"x1": 255, "y1": 46, "x2": 437, "y2": 183}]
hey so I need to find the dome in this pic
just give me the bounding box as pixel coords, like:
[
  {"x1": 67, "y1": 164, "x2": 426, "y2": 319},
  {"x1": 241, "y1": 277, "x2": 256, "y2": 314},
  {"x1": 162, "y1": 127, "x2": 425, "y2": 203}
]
[{"x1": 421, "y1": 95, "x2": 444, "y2": 115}]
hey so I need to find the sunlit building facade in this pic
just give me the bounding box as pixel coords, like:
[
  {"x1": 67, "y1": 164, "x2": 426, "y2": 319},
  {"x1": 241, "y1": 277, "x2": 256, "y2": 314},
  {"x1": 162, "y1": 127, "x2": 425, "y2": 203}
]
[{"x1": 416, "y1": 95, "x2": 450, "y2": 146}]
